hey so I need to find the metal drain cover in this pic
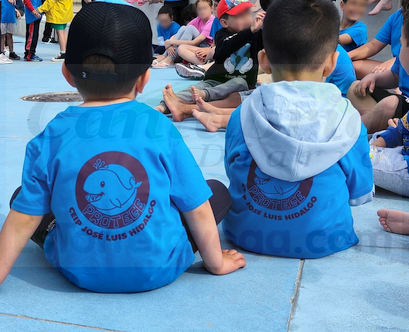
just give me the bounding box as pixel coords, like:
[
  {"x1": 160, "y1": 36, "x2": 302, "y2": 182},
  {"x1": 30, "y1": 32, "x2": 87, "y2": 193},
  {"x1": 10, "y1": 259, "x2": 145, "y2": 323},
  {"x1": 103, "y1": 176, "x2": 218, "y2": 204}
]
[{"x1": 21, "y1": 92, "x2": 83, "y2": 102}]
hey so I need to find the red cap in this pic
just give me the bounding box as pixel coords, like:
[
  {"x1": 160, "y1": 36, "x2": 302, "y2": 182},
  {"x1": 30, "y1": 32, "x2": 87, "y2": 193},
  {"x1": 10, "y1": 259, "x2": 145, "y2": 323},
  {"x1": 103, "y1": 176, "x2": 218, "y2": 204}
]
[{"x1": 217, "y1": 0, "x2": 255, "y2": 19}]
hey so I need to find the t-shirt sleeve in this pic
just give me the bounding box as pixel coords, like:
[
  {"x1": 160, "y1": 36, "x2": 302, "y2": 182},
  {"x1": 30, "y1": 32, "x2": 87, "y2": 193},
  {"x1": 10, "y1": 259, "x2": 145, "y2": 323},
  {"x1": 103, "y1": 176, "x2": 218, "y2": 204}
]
[
  {"x1": 166, "y1": 124, "x2": 212, "y2": 212},
  {"x1": 11, "y1": 137, "x2": 52, "y2": 215},
  {"x1": 170, "y1": 22, "x2": 180, "y2": 36},
  {"x1": 375, "y1": 11, "x2": 395, "y2": 44},
  {"x1": 347, "y1": 23, "x2": 367, "y2": 46},
  {"x1": 391, "y1": 56, "x2": 400, "y2": 75},
  {"x1": 187, "y1": 17, "x2": 199, "y2": 28},
  {"x1": 338, "y1": 122, "x2": 374, "y2": 206},
  {"x1": 379, "y1": 125, "x2": 403, "y2": 147}
]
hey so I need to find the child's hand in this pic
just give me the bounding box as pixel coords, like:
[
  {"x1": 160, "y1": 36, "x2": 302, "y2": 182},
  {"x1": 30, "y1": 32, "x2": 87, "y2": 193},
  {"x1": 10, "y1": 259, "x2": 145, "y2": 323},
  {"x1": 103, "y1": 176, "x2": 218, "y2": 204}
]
[
  {"x1": 164, "y1": 39, "x2": 173, "y2": 49},
  {"x1": 251, "y1": 12, "x2": 265, "y2": 33},
  {"x1": 15, "y1": 8, "x2": 21, "y2": 18},
  {"x1": 32, "y1": 9, "x2": 41, "y2": 18},
  {"x1": 195, "y1": 48, "x2": 209, "y2": 61},
  {"x1": 205, "y1": 249, "x2": 246, "y2": 275},
  {"x1": 371, "y1": 137, "x2": 387, "y2": 148},
  {"x1": 354, "y1": 74, "x2": 376, "y2": 97},
  {"x1": 388, "y1": 118, "x2": 399, "y2": 128},
  {"x1": 8, "y1": 0, "x2": 16, "y2": 5},
  {"x1": 167, "y1": 45, "x2": 177, "y2": 58}
]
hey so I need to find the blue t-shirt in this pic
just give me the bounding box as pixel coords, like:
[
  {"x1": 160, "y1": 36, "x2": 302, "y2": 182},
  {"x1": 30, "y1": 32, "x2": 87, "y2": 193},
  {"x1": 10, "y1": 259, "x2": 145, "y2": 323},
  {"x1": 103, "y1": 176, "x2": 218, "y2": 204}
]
[
  {"x1": 326, "y1": 45, "x2": 356, "y2": 97},
  {"x1": 391, "y1": 55, "x2": 409, "y2": 97},
  {"x1": 1, "y1": 0, "x2": 17, "y2": 24},
  {"x1": 209, "y1": 17, "x2": 223, "y2": 39},
  {"x1": 157, "y1": 21, "x2": 180, "y2": 41},
  {"x1": 12, "y1": 100, "x2": 212, "y2": 293},
  {"x1": 339, "y1": 21, "x2": 367, "y2": 52},
  {"x1": 223, "y1": 108, "x2": 373, "y2": 259},
  {"x1": 375, "y1": 9, "x2": 403, "y2": 57}
]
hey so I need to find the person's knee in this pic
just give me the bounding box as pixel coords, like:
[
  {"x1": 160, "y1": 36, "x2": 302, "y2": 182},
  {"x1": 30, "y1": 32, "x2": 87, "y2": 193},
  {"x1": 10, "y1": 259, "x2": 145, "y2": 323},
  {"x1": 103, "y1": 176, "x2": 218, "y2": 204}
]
[
  {"x1": 378, "y1": 95, "x2": 399, "y2": 117},
  {"x1": 346, "y1": 80, "x2": 359, "y2": 101}
]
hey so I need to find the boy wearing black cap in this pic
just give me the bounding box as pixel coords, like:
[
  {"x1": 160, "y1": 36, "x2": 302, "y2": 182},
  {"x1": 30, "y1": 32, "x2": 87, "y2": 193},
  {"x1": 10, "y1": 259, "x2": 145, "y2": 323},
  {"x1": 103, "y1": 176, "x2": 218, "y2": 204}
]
[{"x1": 0, "y1": 0, "x2": 245, "y2": 293}]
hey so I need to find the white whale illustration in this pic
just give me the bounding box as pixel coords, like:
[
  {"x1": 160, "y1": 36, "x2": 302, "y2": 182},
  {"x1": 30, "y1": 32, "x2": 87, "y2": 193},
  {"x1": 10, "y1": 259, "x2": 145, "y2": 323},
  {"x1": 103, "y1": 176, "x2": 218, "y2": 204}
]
[
  {"x1": 254, "y1": 167, "x2": 300, "y2": 199},
  {"x1": 84, "y1": 164, "x2": 142, "y2": 216}
]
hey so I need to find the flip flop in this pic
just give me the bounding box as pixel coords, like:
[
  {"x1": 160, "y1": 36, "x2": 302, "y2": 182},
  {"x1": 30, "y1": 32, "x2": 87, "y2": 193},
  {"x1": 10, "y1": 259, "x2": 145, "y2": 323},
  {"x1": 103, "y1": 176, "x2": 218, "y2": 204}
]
[
  {"x1": 151, "y1": 62, "x2": 175, "y2": 69},
  {"x1": 151, "y1": 59, "x2": 160, "y2": 67}
]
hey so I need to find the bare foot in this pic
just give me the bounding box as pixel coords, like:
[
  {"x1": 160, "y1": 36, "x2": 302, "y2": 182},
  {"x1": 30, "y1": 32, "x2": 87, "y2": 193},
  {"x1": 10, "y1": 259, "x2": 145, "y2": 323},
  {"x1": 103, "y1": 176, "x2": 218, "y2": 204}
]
[
  {"x1": 369, "y1": 0, "x2": 392, "y2": 15},
  {"x1": 191, "y1": 86, "x2": 206, "y2": 102},
  {"x1": 388, "y1": 118, "x2": 399, "y2": 128},
  {"x1": 164, "y1": 84, "x2": 192, "y2": 105},
  {"x1": 163, "y1": 90, "x2": 194, "y2": 122},
  {"x1": 377, "y1": 209, "x2": 409, "y2": 235},
  {"x1": 192, "y1": 109, "x2": 223, "y2": 132},
  {"x1": 196, "y1": 97, "x2": 223, "y2": 115}
]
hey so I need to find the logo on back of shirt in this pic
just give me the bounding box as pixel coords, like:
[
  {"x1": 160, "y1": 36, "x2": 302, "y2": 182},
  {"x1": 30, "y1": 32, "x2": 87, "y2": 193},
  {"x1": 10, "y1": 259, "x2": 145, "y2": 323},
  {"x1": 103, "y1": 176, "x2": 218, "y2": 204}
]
[
  {"x1": 75, "y1": 152, "x2": 150, "y2": 229},
  {"x1": 224, "y1": 43, "x2": 253, "y2": 75},
  {"x1": 245, "y1": 161, "x2": 315, "y2": 219}
]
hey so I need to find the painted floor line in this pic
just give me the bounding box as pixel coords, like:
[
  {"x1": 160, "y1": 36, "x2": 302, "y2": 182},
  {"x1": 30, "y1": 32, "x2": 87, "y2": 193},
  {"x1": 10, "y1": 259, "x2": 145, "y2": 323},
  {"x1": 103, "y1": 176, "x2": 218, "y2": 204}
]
[
  {"x1": 286, "y1": 259, "x2": 305, "y2": 332},
  {"x1": 0, "y1": 312, "x2": 125, "y2": 332}
]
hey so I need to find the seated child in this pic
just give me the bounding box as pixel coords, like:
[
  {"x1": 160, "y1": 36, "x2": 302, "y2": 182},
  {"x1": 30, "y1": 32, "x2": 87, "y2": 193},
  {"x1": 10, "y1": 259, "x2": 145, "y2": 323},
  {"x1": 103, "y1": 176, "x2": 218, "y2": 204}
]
[
  {"x1": 153, "y1": 0, "x2": 214, "y2": 68},
  {"x1": 223, "y1": 0, "x2": 374, "y2": 259},
  {"x1": 1, "y1": 0, "x2": 21, "y2": 62},
  {"x1": 339, "y1": 0, "x2": 368, "y2": 52},
  {"x1": 378, "y1": 209, "x2": 409, "y2": 235},
  {"x1": 347, "y1": 36, "x2": 409, "y2": 134},
  {"x1": 349, "y1": 2, "x2": 407, "y2": 79},
  {"x1": 154, "y1": 6, "x2": 180, "y2": 55},
  {"x1": 0, "y1": 1, "x2": 246, "y2": 293},
  {"x1": 157, "y1": 0, "x2": 264, "y2": 119},
  {"x1": 176, "y1": 0, "x2": 222, "y2": 68}
]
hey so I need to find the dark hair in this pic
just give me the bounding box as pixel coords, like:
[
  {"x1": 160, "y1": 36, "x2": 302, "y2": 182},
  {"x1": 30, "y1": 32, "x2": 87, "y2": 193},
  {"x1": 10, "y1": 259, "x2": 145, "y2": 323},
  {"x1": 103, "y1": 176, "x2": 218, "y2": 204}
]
[
  {"x1": 402, "y1": 0, "x2": 409, "y2": 16},
  {"x1": 72, "y1": 55, "x2": 137, "y2": 100},
  {"x1": 260, "y1": 0, "x2": 273, "y2": 11},
  {"x1": 196, "y1": 0, "x2": 212, "y2": 7},
  {"x1": 158, "y1": 5, "x2": 173, "y2": 18},
  {"x1": 263, "y1": 0, "x2": 339, "y2": 71},
  {"x1": 182, "y1": 3, "x2": 197, "y2": 23}
]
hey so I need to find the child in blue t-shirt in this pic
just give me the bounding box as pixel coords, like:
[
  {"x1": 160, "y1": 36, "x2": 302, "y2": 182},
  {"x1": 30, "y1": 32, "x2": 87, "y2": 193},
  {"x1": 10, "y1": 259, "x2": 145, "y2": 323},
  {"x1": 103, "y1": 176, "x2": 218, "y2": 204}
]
[
  {"x1": 339, "y1": 0, "x2": 368, "y2": 52},
  {"x1": 348, "y1": 21, "x2": 409, "y2": 134},
  {"x1": 23, "y1": 0, "x2": 43, "y2": 61},
  {"x1": 1, "y1": 0, "x2": 21, "y2": 62},
  {"x1": 154, "y1": 6, "x2": 180, "y2": 55},
  {"x1": 0, "y1": 1, "x2": 245, "y2": 293},
  {"x1": 349, "y1": 7, "x2": 404, "y2": 79},
  {"x1": 224, "y1": 0, "x2": 373, "y2": 259}
]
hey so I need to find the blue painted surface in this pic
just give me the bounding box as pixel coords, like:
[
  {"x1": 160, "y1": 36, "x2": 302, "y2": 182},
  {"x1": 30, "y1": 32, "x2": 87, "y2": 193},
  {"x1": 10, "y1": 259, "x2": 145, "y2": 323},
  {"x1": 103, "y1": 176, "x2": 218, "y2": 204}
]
[{"x1": 1, "y1": 37, "x2": 408, "y2": 332}]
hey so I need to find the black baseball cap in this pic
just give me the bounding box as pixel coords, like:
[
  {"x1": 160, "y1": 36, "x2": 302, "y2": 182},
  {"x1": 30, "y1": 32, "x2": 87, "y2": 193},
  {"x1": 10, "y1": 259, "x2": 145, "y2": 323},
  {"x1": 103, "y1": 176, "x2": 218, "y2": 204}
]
[{"x1": 65, "y1": 0, "x2": 152, "y2": 83}]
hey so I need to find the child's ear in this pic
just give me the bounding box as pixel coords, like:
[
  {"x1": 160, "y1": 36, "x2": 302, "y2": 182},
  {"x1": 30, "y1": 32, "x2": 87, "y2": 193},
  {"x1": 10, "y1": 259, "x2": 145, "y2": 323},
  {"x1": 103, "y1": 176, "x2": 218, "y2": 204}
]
[
  {"x1": 135, "y1": 69, "x2": 151, "y2": 94},
  {"x1": 220, "y1": 18, "x2": 229, "y2": 28},
  {"x1": 323, "y1": 50, "x2": 339, "y2": 79},
  {"x1": 258, "y1": 49, "x2": 272, "y2": 74},
  {"x1": 340, "y1": 1, "x2": 345, "y2": 10},
  {"x1": 62, "y1": 63, "x2": 76, "y2": 87}
]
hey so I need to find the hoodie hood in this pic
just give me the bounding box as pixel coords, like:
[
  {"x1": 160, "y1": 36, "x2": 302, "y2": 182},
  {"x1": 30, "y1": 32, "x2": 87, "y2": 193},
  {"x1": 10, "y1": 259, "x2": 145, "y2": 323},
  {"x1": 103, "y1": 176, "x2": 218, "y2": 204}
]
[{"x1": 240, "y1": 81, "x2": 362, "y2": 182}]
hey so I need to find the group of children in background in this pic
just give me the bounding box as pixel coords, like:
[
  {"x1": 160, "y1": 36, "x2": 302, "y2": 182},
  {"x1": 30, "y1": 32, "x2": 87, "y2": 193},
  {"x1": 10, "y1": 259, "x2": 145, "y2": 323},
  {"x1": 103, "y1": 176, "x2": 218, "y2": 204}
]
[
  {"x1": 0, "y1": 0, "x2": 409, "y2": 295},
  {"x1": 0, "y1": 0, "x2": 72, "y2": 63}
]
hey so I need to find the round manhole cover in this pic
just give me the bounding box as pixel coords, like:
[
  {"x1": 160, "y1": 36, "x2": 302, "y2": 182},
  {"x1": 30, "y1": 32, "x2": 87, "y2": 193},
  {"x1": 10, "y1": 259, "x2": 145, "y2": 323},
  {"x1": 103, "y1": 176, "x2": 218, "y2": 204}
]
[{"x1": 21, "y1": 92, "x2": 83, "y2": 102}]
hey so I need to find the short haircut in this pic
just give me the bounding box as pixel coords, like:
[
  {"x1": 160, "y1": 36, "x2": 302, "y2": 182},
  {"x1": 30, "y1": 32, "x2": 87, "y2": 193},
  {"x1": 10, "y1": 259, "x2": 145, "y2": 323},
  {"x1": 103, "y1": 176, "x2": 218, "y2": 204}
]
[
  {"x1": 72, "y1": 55, "x2": 137, "y2": 100},
  {"x1": 158, "y1": 5, "x2": 173, "y2": 18},
  {"x1": 263, "y1": 0, "x2": 339, "y2": 71},
  {"x1": 260, "y1": 0, "x2": 273, "y2": 11},
  {"x1": 182, "y1": 3, "x2": 197, "y2": 23}
]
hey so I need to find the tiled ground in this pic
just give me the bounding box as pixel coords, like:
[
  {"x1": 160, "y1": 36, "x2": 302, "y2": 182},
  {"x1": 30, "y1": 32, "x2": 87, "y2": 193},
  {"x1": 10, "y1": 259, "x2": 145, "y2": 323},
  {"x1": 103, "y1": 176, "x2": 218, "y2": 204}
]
[{"x1": 0, "y1": 37, "x2": 408, "y2": 332}]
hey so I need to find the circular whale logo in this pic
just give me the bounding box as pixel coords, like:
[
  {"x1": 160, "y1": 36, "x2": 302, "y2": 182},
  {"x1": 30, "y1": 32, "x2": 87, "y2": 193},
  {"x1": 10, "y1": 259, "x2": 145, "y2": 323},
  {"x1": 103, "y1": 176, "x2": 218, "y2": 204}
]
[
  {"x1": 75, "y1": 152, "x2": 149, "y2": 229},
  {"x1": 246, "y1": 160, "x2": 313, "y2": 211}
]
